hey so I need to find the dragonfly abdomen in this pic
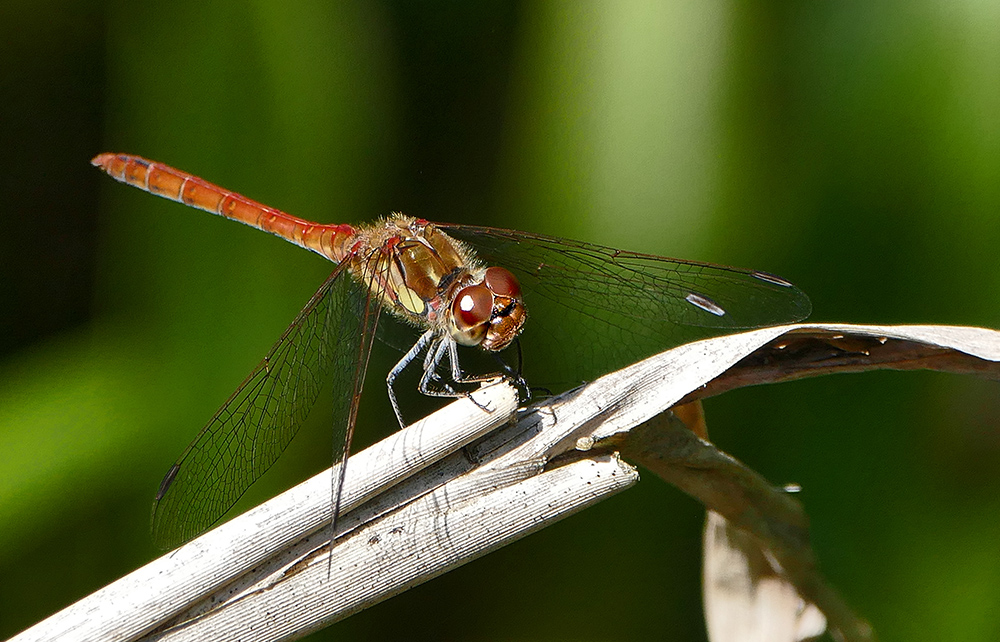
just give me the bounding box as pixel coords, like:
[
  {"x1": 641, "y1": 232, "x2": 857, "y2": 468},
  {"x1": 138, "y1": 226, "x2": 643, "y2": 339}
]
[{"x1": 91, "y1": 153, "x2": 355, "y2": 263}]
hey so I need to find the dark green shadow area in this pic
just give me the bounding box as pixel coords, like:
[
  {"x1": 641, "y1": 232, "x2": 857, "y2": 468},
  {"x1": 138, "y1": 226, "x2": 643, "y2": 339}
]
[{"x1": 1, "y1": 2, "x2": 998, "y2": 640}]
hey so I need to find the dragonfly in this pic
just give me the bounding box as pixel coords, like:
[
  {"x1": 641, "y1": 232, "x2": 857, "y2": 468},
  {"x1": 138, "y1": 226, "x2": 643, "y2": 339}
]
[{"x1": 92, "y1": 152, "x2": 811, "y2": 550}]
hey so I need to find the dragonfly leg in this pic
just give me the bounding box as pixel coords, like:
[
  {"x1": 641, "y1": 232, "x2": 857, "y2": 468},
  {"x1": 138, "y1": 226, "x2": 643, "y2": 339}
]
[
  {"x1": 420, "y1": 338, "x2": 459, "y2": 392},
  {"x1": 446, "y1": 339, "x2": 516, "y2": 387},
  {"x1": 387, "y1": 329, "x2": 435, "y2": 429},
  {"x1": 447, "y1": 339, "x2": 467, "y2": 382},
  {"x1": 417, "y1": 338, "x2": 467, "y2": 399},
  {"x1": 444, "y1": 341, "x2": 495, "y2": 411},
  {"x1": 417, "y1": 340, "x2": 495, "y2": 413},
  {"x1": 492, "y1": 339, "x2": 531, "y2": 401},
  {"x1": 405, "y1": 334, "x2": 511, "y2": 417}
]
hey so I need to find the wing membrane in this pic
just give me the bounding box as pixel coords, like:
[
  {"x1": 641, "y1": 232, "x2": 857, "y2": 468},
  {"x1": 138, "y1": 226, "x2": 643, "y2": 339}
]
[
  {"x1": 440, "y1": 224, "x2": 811, "y2": 388},
  {"x1": 151, "y1": 262, "x2": 359, "y2": 549},
  {"x1": 327, "y1": 248, "x2": 384, "y2": 537}
]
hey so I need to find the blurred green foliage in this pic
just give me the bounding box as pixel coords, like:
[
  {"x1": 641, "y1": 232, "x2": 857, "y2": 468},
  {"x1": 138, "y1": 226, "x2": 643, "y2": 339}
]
[{"x1": 1, "y1": 1, "x2": 999, "y2": 640}]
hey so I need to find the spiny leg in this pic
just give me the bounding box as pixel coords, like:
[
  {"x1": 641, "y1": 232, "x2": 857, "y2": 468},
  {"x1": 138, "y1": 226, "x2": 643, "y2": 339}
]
[
  {"x1": 492, "y1": 339, "x2": 531, "y2": 401},
  {"x1": 387, "y1": 329, "x2": 435, "y2": 429},
  {"x1": 419, "y1": 340, "x2": 493, "y2": 413},
  {"x1": 446, "y1": 338, "x2": 524, "y2": 407},
  {"x1": 418, "y1": 337, "x2": 463, "y2": 398}
]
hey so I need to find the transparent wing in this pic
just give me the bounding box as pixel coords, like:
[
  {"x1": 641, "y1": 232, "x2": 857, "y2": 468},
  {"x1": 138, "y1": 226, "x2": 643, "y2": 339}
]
[
  {"x1": 327, "y1": 247, "x2": 384, "y2": 537},
  {"x1": 440, "y1": 224, "x2": 812, "y2": 388},
  {"x1": 151, "y1": 260, "x2": 365, "y2": 549}
]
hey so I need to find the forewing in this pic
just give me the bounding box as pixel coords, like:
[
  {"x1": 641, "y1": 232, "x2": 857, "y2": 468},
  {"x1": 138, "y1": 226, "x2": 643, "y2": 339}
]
[
  {"x1": 327, "y1": 248, "x2": 384, "y2": 536},
  {"x1": 440, "y1": 224, "x2": 811, "y2": 388},
  {"x1": 151, "y1": 262, "x2": 358, "y2": 549}
]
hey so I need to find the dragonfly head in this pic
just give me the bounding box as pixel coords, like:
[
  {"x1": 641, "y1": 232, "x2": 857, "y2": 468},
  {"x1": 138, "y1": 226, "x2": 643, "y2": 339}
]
[{"x1": 449, "y1": 266, "x2": 526, "y2": 352}]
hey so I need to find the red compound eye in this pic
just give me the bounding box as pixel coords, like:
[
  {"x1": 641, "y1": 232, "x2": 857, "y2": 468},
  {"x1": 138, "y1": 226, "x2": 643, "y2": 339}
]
[
  {"x1": 452, "y1": 283, "x2": 492, "y2": 333},
  {"x1": 483, "y1": 266, "x2": 521, "y2": 298}
]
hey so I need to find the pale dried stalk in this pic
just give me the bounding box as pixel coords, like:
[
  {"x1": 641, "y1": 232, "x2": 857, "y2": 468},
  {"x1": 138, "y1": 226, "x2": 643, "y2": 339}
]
[{"x1": 13, "y1": 323, "x2": 999, "y2": 642}]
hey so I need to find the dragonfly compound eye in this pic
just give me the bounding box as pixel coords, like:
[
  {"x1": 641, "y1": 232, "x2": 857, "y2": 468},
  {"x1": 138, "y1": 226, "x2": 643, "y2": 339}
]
[
  {"x1": 483, "y1": 266, "x2": 521, "y2": 298},
  {"x1": 450, "y1": 283, "x2": 493, "y2": 346},
  {"x1": 481, "y1": 268, "x2": 526, "y2": 352}
]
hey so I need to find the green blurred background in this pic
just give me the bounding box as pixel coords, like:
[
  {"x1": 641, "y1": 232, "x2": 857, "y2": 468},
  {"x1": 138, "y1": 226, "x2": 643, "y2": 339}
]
[{"x1": 2, "y1": 1, "x2": 999, "y2": 640}]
